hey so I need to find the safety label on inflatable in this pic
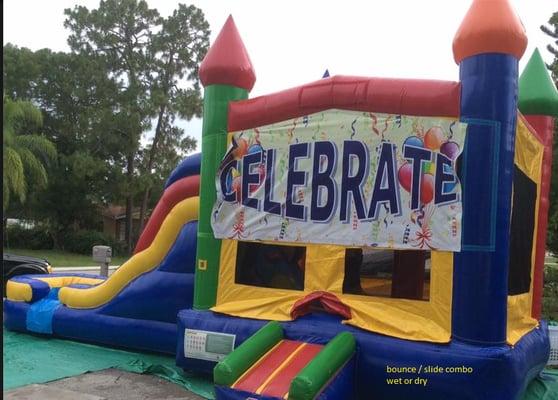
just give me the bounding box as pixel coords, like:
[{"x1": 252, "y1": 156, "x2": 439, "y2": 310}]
[
  {"x1": 184, "y1": 329, "x2": 236, "y2": 362},
  {"x1": 212, "y1": 109, "x2": 467, "y2": 251}
]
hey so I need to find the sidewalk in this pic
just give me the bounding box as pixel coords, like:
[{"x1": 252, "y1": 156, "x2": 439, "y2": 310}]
[
  {"x1": 51, "y1": 266, "x2": 120, "y2": 276},
  {"x1": 53, "y1": 266, "x2": 120, "y2": 271}
]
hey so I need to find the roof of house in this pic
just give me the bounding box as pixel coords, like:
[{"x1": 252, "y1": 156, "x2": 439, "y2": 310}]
[{"x1": 102, "y1": 205, "x2": 143, "y2": 220}]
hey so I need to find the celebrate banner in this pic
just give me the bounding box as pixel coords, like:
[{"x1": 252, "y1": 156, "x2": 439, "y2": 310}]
[{"x1": 211, "y1": 110, "x2": 467, "y2": 251}]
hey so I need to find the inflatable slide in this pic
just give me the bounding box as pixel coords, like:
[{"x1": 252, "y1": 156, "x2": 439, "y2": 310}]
[{"x1": 4, "y1": 154, "x2": 201, "y2": 354}]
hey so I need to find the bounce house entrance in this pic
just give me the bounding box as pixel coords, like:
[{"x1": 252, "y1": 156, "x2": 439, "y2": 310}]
[
  {"x1": 214, "y1": 322, "x2": 356, "y2": 400},
  {"x1": 230, "y1": 340, "x2": 324, "y2": 398},
  {"x1": 290, "y1": 291, "x2": 352, "y2": 320}
]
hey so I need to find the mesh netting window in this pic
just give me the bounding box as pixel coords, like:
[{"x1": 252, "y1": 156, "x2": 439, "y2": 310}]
[
  {"x1": 343, "y1": 248, "x2": 430, "y2": 301},
  {"x1": 508, "y1": 166, "x2": 537, "y2": 295},
  {"x1": 235, "y1": 241, "x2": 306, "y2": 291}
]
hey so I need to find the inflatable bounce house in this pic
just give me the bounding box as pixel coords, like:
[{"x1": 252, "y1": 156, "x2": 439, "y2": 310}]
[{"x1": 4, "y1": 0, "x2": 558, "y2": 399}]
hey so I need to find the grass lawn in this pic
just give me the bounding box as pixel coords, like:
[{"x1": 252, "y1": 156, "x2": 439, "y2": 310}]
[{"x1": 3, "y1": 248, "x2": 128, "y2": 268}]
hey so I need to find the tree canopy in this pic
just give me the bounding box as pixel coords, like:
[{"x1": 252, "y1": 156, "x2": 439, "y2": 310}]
[
  {"x1": 3, "y1": 95, "x2": 57, "y2": 211},
  {"x1": 3, "y1": 1, "x2": 209, "y2": 253},
  {"x1": 63, "y1": 0, "x2": 209, "y2": 251}
]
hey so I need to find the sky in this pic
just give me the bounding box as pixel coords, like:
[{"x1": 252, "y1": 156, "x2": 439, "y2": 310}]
[{"x1": 4, "y1": 0, "x2": 557, "y2": 152}]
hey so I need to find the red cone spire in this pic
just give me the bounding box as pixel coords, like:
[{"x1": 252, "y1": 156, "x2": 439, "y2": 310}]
[
  {"x1": 199, "y1": 15, "x2": 256, "y2": 91},
  {"x1": 452, "y1": 0, "x2": 527, "y2": 64}
]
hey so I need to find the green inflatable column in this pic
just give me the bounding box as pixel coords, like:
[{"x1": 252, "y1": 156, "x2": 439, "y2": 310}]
[{"x1": 194, "y1": 15, "x2": 256, "y2": 310}]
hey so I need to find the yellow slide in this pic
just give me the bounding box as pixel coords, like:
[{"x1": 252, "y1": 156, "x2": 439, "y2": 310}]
[
  {"x1": 58, "y1": 196, "x2": 199, "y2": 308},
  {"x1": 3, "y1": 197, "x2": 199, "y2": 309},
  {"x1": 57, "y1": 196, "x2": 199, "y2": 308}
]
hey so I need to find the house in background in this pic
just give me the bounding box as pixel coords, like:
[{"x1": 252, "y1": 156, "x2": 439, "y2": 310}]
[
  {"x1": 102, "y1": 205, "x2": 146, "y2": 243},
  {"x1": 5, "y1": 219, "x2": 36, "y2": 230}
]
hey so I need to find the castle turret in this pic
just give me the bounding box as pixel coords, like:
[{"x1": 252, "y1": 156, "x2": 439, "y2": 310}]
[
  {"x1": 194, "y1": 16, "x2": 255, "y2": 310},
  {"x1": 451, "y1": 0, "x2": 527, "y2": 345},
  {"x1": 518, "y1": 48, "x2": 558, "y2": 320},
  {"x1": 519, "y1": 49, "x2": 558, "y2": 117}
]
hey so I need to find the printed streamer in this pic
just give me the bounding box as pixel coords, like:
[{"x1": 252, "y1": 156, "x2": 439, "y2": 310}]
[{"x1": 212, "y1": 109, "x2": 467, "y2": 251}]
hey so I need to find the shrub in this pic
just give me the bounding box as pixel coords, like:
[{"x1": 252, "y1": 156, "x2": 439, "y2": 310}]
[
  {"x1": 543, "y1": 265, "x2": 558, "y2": 322},
  {"x1": 63, "y1": 230, "x2": 114, "y2": 255},
  {"x1": 4, "y1": 224, "x2": 54, "y2": 250},
  {"x1": 109, "y1": 240, "x2": 128, "y2": 258},
  {"x1": 547, "y1": 208, "x2": 558, "y2": 256}
]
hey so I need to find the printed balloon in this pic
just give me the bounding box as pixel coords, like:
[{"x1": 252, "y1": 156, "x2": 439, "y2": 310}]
[
  {"x1": 422, "y1": 161, "x2": 435, "y2": 175},
  {"x1": 424, "y1": 127, "x2": 444, "y2": 150},
  {"x1": 421, "y1": 173, "x2": 434, "y2": 204},
  {"x1": 232, "y1": 176, "x2": 242, "y2": 202},
  {"x1": 404, "y1": 136, "x2": 424, "y2": 148},
  {"x1": 442, "y1": 163, "x2": 457, "y2": 193},
  {"x1": 249, "y1": 165, "x2": 266, "y2": 196},
  {"x1": 258, "y1": 163, "x2": 266, "y2": 182},
  {"x1": 443, "y1": 180, "x2": 457, "y2": 194},
  {"x1": 248, "y1": 144, "x2": 264, "y2": 155},
  {"x1": 398, "y1": 163, "x2": 413, "y2": 192},
  {"x1": 440, "y1": 141, "x2": 460, "y2": 160},
  {"x1": 225, "y1": 170, "x2": 233, "y2": 193},
  {"x1": 232, "y1": 138, "x2": 249, "y2": 160}
]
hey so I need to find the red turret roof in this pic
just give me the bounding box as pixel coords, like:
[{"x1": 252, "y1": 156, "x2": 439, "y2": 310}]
[
  {"x1": 452, "y1": 0, "x2": 527, "y2": 64},
  {"x1": 199, "y1": 15, "x2": 256, "y2": 91}
]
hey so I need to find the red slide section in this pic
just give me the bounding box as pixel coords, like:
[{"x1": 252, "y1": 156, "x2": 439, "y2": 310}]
[
  {"x1": 134, "y1": 175, "x2": 200, "y2": 254},
  {"x1": 232, "y1": 339, "x2": 323, "y2": 398},
  {"x1": 232, "y1": 340, "x2": 300, "y2": 392},
  {"x1": 228, "y1": 75, "x2": 460, "y2": 132},
  {"x1": 261, "y1": 343, "x2": 322, "y2": 398}
]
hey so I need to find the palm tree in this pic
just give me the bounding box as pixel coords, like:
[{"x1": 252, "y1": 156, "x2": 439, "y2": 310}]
[{"x1": 3, "y1": 95, "x2": 57, "y2": 211}]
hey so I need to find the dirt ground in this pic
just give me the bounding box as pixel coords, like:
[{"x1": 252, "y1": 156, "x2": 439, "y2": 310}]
[{"x1": 4, "y1": 369, "x2": 205, "y2": 400}]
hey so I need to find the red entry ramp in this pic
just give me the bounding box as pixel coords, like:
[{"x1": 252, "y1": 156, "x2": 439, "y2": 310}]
[
  {"x1": 232, "y1": 340, "x2": 323, "y2": 398},
  {"x1": 214, "y1": 322, "x2": 356, "y2": 400}
]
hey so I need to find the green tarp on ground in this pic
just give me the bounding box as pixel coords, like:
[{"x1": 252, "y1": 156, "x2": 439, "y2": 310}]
[
  {"x1": 3, "y1": 328, "x2": 214, "y2": 399},
  {"x1": 3, "y1": 328, "x2": 557, "y2": 399},
  {"x1": 523, "y1": 369, "x2": 558, "y2": 400}
]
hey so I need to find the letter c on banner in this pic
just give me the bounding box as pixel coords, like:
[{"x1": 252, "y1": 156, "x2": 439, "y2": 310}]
[{"x1": 220, "y1": 159, "x2": 238, "y2": 202}]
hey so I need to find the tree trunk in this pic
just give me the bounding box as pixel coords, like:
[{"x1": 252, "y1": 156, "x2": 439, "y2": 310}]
[
  {"x1": 139, "y1": 188, "x2": 150, "y2": 232},
  {"x1": 138, "y1": 54, "x2": 175, "y2": 233},
  {"x1": 3, "y1": 217, "x2": 8, "y2": 248},
  {"x1": 138, "y1": 104, "x2": 166, "y2": 232},
  {"x1": 125, "y1": 152, "x2": 134, "y2": 254}
]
